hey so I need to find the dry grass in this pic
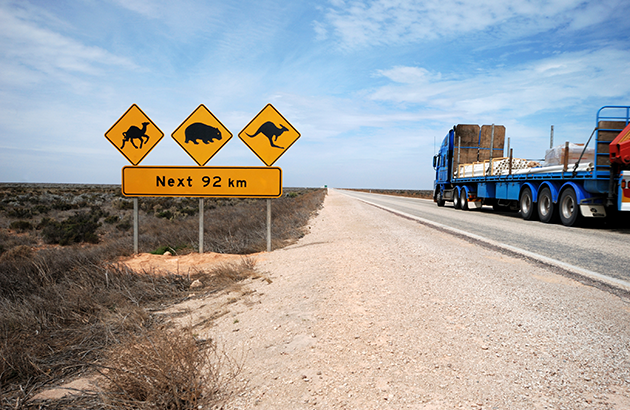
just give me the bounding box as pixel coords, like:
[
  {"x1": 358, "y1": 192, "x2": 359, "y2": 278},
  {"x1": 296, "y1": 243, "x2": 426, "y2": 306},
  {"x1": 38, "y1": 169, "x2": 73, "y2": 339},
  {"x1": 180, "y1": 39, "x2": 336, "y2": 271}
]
[
  {"x1": 190, "y1": 256, "x2": 259, "y2": 291},
  {"x1": 0, "y1": 185, "x2": 326, "y2": 408},
  {"x1": 0, "y1": 244, "x2": 188, "y2": 404},
  {"x1": 99, "y1": 326, "x2": 242, "y2": 410}
]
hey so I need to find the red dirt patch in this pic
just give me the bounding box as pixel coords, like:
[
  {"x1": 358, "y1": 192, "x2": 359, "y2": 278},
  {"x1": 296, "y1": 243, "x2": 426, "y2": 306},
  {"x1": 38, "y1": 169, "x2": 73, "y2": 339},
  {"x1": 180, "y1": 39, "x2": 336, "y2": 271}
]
[{"x1": 119, "y1": 252, "x2": 261, "y2": 275}]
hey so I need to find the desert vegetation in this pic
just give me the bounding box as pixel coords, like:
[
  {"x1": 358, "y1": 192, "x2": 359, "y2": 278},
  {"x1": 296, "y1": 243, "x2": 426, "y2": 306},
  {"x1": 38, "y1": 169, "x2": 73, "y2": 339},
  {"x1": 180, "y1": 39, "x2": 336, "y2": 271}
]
[
  {"x1": 0, "y1": 184, "x2": 325, "y2": 408},
  {"x1": 346, "y1": 188, "x2": 432, "y2": 199}
]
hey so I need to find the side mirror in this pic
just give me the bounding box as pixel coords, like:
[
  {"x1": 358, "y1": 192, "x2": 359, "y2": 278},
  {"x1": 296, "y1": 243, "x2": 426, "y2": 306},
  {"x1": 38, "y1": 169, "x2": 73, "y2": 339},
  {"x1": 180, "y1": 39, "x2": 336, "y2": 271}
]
[{"x1": 433, "y1": 155, "x2": 438, "y2": 168}]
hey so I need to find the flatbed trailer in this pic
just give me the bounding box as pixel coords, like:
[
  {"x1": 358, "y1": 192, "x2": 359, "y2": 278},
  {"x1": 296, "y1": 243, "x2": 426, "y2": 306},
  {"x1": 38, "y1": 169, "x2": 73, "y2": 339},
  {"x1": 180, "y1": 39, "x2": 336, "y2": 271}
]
[{"x1": 432, "y1": 106, "x2": 630, "y2": 226}]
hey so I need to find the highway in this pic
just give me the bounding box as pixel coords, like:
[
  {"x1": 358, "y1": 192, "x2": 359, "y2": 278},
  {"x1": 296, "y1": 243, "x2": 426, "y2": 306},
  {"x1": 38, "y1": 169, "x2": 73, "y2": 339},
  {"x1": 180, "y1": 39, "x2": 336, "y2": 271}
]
[{"x1": 339, "y1": 189, "x2": 630, "y2": 285}]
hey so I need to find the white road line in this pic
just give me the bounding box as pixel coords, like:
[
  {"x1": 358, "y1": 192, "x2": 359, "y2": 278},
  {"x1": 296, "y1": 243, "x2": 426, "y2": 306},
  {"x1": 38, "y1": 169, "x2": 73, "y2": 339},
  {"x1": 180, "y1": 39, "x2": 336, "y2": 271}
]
[{"x1": 347, "y1": 193, "x2": 630, "y2": 293}]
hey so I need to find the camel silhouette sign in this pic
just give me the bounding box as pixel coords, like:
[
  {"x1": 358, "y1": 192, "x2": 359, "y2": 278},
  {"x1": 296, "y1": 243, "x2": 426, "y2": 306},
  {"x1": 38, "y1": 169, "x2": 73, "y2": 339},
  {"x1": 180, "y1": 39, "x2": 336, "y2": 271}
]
[
  {"x1": 105, "y1": 104, "x2": 164, "y2": 166},
  {"x1": 171, "y1": 104, "x2": 233, "y2": 166},
  {"x1": 238, "y1": 104, "x2": 300, "y2": 166}
]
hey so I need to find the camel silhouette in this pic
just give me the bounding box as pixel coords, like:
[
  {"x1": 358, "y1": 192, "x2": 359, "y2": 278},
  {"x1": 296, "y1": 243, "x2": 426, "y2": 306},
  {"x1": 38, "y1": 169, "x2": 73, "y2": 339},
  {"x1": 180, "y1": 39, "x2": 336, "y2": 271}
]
[
  {"x1": 121, "y1": 122, "x2": 150, "y2": 149},
  {"x1": 247, "y1": 121, "x2": 288, "y2": 149}
]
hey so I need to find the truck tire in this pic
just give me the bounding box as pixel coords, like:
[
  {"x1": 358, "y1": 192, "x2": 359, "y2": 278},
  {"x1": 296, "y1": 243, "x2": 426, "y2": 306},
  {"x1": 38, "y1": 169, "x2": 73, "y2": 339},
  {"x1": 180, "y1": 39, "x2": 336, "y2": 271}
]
[
  {"x1": 537, "y1": 187, "x2": 558, "y2": 223},
  {"x1": 453, "y1": 189, "x2": 461, "y2": 209},
  {"x1": 436, "y1": 190, "x2": 445, "y2": 207},
  {"x1": 519, "y1": 187, "x2": 537, "y2": 220},
  {"x1": 460, "y1": 189, "x2": 469, "y2": 210},
  {"x1": 559, "y1": 187, "x2": 582, "y2": 227}
]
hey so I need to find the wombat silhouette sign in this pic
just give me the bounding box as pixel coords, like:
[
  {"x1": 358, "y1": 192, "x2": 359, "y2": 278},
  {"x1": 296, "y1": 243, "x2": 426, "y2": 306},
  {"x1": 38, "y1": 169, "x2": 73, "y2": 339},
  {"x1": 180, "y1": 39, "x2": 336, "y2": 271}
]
[
  {"x1": 105, "y1": 104, "x2": 164, "y2": 166},
  {"x1": 171, "y1": 104, "x2": 233, "y2": 166},
  {"x1": 239, "y1": 104, "x2": 300, "y2": 166}
]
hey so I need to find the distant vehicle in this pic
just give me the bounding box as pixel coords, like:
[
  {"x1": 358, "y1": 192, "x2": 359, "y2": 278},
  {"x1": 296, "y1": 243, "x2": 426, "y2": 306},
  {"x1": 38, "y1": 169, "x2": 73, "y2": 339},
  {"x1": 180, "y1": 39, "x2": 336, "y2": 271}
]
[{"x1": 432, "y1": 106, "x2": 630, "y2": 226}]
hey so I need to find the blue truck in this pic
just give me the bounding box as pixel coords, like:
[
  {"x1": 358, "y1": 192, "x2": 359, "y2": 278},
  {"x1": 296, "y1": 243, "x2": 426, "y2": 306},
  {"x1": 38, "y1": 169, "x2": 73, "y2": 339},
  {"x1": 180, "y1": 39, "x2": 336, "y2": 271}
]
[{"x1": 432, "y1": 106, "x2": 630, "y2": 226}]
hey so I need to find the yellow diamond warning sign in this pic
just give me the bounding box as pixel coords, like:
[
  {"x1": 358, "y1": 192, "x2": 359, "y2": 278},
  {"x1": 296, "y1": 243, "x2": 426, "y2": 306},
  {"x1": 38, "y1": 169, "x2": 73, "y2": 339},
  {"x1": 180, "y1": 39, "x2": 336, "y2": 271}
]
[
  {"x1": 238, "y1": 104, "x2": 300, "y2": 166},
  {"x1": 105, "y1": 104, "x2": 164, "y2": 166},
  {"x1": 171, "y1": 104, "x2": 233, "y2": 166}
]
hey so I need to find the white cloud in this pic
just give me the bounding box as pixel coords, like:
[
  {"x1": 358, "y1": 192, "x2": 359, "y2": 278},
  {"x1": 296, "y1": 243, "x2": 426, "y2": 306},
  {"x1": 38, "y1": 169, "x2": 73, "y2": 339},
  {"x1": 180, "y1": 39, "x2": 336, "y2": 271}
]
[
  {"x1": 0, "y1": 3, "x2": 136, "y2": 87},
  {"x1": 370, "y1": 48, "x2": 630, "y2": 118},
  {"x1": 376, "y1": 66, "x2": 438, "y2": 84},
  {"x1": 313, "y1": 20, "x2": 328, "y2": 40},
  {"x1": 318, "y1": 0, "x2": 627, "y2": 49},
  {"x1": 110, "y1": 0, "x2": 161, "y2": 19}
]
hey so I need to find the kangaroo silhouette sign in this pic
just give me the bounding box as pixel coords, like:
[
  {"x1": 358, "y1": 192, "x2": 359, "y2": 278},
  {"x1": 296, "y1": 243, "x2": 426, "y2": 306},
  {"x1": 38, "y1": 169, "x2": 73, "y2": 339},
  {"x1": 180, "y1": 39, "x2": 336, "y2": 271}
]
[
  {"x1": 171, "y1": 104, "x2": 233, "y2": 166},
  {"x1": 246, "y1": 121, "x2": 288, "y2": 149},
  {"x1": 105, "y1": 104, "x2": 164, "y2": 166},
  {"x1": 239, "y1": 104, "x2": 300, "y2": 166}
]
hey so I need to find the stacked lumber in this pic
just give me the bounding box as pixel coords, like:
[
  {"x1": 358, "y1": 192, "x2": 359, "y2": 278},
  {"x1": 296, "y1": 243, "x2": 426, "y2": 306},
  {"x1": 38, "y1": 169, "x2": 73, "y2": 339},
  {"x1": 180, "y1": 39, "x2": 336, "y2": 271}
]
[
  {"x1": 451, "y1": 124, "x2": 505, "y2": 177},
  {"x1": 456, "y1": 158, "x2": 541, "y2": 178},
  {"x1": 477, "y1": 125, "x2": 506, "y2": 162}
]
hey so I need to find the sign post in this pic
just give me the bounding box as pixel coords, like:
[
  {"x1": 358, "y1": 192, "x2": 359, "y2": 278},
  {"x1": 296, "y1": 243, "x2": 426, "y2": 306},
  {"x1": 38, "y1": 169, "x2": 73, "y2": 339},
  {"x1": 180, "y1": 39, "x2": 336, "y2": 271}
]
[
  {"x1": 199, "y1": 198, "x2": 204, "y2": 254},
  {"x1": 239, "y1": 104, "x2": 300, "y2": 252},
  {"x1": 172, "y1": 105, "x2": 234, "y2": 253},
  {"x1": 105, "y1": 104, "x2": 163, "y2": 254},
  {"x1": 133, "y1": 198, "x2": 139, "y2": 254}
]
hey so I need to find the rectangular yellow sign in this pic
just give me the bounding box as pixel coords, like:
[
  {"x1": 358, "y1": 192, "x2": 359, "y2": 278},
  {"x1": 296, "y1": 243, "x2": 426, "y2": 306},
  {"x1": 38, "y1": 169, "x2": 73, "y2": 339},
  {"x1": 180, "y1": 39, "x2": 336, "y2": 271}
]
[{"x1": 122, "y1": 166, "x2": 282, "y2": 198}]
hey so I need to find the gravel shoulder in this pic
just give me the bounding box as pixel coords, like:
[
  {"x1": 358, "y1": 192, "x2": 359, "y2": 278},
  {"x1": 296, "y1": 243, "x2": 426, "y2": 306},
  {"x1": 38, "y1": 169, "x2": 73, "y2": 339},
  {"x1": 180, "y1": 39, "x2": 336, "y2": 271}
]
[{"x1": 171, "y1": 189, "x2": 630, "y2": 409}]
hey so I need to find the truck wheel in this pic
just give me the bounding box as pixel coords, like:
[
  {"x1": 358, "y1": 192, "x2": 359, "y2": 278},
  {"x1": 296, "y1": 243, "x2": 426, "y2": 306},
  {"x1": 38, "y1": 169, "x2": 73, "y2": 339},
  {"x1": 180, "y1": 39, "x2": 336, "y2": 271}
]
[
  {"x1": 559, "y1": 188, "x2": 582, "y2": 227},
  {"x1": 453, "y1": 189, "x2": 461, "y2": 209},
  {"x1": 436, "y1": 190, "x2": 445, "y2": 207},
  {"x1": 537, "y1": 187, "x2": 558, "y2": 223},
  {"x1": 519, "y1": 187, "x2": 537, "y2": 220},
  {"x1": 460, "y1": 189, "x2": 469, "y2": 210}
]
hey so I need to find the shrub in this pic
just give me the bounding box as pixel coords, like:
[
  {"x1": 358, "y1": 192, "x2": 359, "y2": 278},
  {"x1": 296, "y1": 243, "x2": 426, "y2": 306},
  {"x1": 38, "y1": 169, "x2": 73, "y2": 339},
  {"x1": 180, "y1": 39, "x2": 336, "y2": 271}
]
[
  {"x1": 104, "y1": 215, "x2": 120, "y2": 224},
  {"x1": 114, "y1": 198, "x2": 135, "y2": 210},
  {"x1": 150, "y1": 244, "x2": 190, "y2": 255},
  {"x1": 9, "y1": 220, "x2": 33, "y2": 232},
  {"x1": 33, "y1": 204, "x2": 50, "y2": 215},
  {"x1": 0, "y1": 245, "x2": 33, "y2": 261},
  {"x1": 42, "y1": 212, "x2": 101, "y2": 245},
  {"x1": 116, "y1": 220, "x2": 132, "y2": 231},
  {"x1": 6, "y1": 207, "x2": 32, "y2": 219},
  {"x1": 51, "y1": 201, "x2": 77, "y2": 211},
  {"x1": 156, "y1": 210, "x2": 174, "y2": 219},
  {"x1": 180, "y1": 207, "x2": 197, "y2": 216},
  {"x1": 102, "y1": 326, "x2": 241, "y2": 409}
]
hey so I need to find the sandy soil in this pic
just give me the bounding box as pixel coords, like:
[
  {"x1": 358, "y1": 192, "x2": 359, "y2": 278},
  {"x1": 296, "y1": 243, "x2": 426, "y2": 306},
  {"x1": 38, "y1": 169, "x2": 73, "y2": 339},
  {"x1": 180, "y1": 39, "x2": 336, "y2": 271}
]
[
  {"x1": 119, "y1": 251, "x2": 247, "y2": 275},
  {"x1": 160, "y1": 189, "x2": 630, "y2": 409}
]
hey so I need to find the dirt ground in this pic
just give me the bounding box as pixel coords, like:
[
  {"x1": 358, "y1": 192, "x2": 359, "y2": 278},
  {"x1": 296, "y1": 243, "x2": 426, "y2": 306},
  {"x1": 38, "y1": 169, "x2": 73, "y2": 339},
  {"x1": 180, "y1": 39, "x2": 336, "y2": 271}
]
[
  {"x1": 162, "y1": 189, "x2": 630, "y2": 409},
  {"x1": 121, "y1": 251, "x2": 246, "y2": 275},
  {"x1": 36, "y1": 189, "x2": 630, "y2": 408}
]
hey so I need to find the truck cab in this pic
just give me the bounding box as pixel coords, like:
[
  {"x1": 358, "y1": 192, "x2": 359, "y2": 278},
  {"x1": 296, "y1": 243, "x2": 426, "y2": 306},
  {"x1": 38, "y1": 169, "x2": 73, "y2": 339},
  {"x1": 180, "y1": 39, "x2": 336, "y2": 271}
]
[{"x1": 433, "y1": 130, "x2": 454, "y2": 206}]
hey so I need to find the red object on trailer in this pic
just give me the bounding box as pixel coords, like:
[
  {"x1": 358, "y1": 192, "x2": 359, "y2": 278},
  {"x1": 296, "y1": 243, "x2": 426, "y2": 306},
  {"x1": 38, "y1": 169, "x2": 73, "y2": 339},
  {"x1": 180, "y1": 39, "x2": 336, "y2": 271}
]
[{"x1": 610, "y1": 122, "x2": 630, "y2": 165}]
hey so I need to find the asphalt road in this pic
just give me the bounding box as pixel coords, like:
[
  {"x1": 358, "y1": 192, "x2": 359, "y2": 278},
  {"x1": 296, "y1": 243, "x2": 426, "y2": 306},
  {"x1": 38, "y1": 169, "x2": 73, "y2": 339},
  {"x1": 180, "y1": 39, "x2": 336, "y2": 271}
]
[{"x1": 338, "y1": 189, "x2": 630, "y2": 284}]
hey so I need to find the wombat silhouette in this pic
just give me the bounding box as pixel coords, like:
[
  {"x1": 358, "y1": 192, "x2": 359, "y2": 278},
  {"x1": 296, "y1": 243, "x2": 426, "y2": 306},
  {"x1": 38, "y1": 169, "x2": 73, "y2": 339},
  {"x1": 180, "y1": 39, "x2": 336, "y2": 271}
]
[
  {"x1": 185, "y1": 122, "x2": 222, "y2": 144},
  {"x1": 247, "y1": 121, "x2": 288, "y2": 149},
  {"x1": 121, "y1": 122, "x2": 150, "y2": 149}
]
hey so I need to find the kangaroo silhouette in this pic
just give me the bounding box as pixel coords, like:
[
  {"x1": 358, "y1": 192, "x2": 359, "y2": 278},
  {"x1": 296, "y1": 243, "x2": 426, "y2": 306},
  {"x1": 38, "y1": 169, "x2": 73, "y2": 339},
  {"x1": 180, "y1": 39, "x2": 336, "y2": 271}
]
[
  {"x1": 121, "y1": 122, "x2": 150, "y2": 149},
  {"x1": 247, "y1": 121, "x2": 288, "y2": 149}
]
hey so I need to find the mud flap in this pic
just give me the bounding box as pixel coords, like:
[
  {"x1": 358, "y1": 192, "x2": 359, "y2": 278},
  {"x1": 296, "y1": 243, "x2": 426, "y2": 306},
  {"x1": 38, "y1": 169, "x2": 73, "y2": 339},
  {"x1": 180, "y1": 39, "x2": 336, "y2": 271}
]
[
  {"x1": 468, "y1": 200, "x2": 483, "y2": 210},
  {"x1": 579, "y1": 204, "x2": 606, "y2": 218}
]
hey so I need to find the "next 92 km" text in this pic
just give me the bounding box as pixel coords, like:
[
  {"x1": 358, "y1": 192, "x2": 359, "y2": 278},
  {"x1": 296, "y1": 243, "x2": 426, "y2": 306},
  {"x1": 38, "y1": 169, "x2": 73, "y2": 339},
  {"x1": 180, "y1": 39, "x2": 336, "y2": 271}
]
[{"x1": 156, "y1": 175, "x2": 247, "y2": 188}]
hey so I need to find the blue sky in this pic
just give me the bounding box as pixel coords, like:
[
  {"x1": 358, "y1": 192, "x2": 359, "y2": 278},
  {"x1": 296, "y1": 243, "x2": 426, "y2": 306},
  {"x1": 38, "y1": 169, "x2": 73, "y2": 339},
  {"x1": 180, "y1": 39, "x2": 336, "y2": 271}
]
[{"x1": 1, "y1": 0, "x2": 629, "y2": 189}]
